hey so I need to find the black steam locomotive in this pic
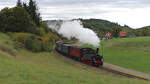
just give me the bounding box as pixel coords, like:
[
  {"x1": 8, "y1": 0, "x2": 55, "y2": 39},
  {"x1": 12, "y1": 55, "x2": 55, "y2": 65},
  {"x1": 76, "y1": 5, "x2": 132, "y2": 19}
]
[{"x1": 55, "y1": 41, "x2": 103, "y2": 67}]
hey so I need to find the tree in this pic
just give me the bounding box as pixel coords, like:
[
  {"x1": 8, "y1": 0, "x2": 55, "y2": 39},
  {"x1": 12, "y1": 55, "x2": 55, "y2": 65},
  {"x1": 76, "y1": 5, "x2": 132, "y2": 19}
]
[
  {"x1": 135, "y1": 29, "x2": 143, "y2": 36},
  {"x1": 112, "y1": 27, "x2": 122, "y2": 38},
  {"x1": 27, "y1": 0, "x2": 41, "y2": 26},
  {"x1": 16, "y1": 0, "x2": 22, "y2": 7},
  {"x1": 23, "y1": 2, "x2": 28, "y2": 11},
  {"x1": 142, "y1": 28, "x2": 150, "y2": 36},
  {"x1": 0, "y1": 7, "x2": 37, "y2": 33}
]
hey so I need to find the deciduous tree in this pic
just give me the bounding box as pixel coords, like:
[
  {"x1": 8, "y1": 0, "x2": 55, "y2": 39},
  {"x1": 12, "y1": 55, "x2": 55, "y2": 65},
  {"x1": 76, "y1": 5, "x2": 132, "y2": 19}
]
[
  {"x1": 112, "y1": 27, "x2": 122, "y2": 38},
  {"x1": 0, "y1": 7, "x2": 37, "y2": 33}
]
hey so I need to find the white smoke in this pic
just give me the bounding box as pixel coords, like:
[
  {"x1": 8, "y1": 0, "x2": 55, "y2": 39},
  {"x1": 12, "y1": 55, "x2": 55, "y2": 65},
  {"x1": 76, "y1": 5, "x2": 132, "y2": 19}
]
[{"x1": 48, "y1": 20, "x2": 100, "y2": 47}]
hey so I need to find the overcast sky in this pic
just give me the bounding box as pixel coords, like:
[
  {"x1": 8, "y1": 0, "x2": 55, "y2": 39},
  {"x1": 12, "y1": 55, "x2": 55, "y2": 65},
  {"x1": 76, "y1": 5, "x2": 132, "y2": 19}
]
[{"x1": 0, "y1": 0, "x2": 150, "y2": 28}]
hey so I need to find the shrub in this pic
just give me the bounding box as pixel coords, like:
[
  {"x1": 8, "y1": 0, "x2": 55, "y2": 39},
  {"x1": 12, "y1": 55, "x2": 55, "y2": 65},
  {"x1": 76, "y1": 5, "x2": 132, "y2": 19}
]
[
  {"x1": 11, "y1": 33, "x2": 36, "y2": 42},
  {"x1": 25, "y1": 36, "x2": 42, "y2": 52},
  {"x1": 42, "y1": 41, "x2": 54, "y2": 52},
  {"x1": 14, "y1": 41, "x2": 24, "y2": 50},
  {"x1": 37, "y1": 27, "x2": 46, "y2": 36},
  {"x1": 11, "y1": 32, "x2": 59, "y2": 52}
]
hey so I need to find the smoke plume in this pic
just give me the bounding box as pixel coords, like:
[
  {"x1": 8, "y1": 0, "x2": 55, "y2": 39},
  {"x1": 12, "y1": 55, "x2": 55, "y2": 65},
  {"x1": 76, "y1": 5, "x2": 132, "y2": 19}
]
[{"x1": 48, "y1": 20, "x2": 100, "y2": 47}]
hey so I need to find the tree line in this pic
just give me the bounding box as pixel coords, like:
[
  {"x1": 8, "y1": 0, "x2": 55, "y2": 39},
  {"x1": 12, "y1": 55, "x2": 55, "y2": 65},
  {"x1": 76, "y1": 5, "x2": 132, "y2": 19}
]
[
  {"x1": 81, "y1": 19, "x2": 150, "y2": 38},
  {"x1": 135, "y1": 26, "x2": 150, "y2": 36},
  {"x1": 80, "y1": 19, "x2": 134, "y2": 38}
]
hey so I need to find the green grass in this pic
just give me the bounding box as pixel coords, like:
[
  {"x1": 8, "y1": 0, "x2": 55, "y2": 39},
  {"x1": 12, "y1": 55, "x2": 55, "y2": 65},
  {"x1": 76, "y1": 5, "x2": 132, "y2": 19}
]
[
  {"x1": 101, "y1": 37, "x2": 150, "y2": 74},
  {"x1": 0, "y1": 33, "x2": 15, "y2": 49},
  {"x1": 0, "y1": 32, "x2": 150, "y2": 84}
]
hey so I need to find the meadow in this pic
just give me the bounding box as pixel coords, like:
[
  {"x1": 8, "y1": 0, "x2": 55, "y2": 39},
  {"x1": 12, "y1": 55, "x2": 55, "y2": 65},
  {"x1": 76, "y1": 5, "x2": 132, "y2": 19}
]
[
  {"x1": 101, "y1": 37, "x2": 150, "y2": 74},
  {"x1": 0, "y1": 33, "x2": 149, "y2": 84}
]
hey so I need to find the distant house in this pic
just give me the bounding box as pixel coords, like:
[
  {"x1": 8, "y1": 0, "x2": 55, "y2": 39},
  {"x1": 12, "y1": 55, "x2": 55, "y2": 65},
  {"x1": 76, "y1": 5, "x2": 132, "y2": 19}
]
[
  {"x1": 105, "y1": 32, "x2": 112, "y2": 39},
  {"x1": 119, "y1": 32, "x2": 127, "y2": 37}
]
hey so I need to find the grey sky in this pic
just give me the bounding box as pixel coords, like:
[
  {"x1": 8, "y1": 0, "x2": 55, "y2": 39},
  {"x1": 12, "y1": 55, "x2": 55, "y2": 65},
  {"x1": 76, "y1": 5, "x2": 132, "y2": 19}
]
[{"x1": 0, "y1": 0, "x2": 150, "y2": 28}]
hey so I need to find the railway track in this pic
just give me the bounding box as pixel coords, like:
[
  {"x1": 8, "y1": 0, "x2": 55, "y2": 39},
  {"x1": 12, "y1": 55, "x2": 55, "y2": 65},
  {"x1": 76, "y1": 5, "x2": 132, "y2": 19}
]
[
  {"x1": 54, "y1": 50, "x2": 150, "y2": 81},
  {"x1": 100, "y1": 66, "x2": 149, "y2": 81}
]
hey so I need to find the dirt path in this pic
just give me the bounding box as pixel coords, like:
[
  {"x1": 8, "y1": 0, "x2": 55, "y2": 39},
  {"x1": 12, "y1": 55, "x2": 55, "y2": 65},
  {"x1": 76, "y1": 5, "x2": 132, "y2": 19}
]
[{"x1": 103, "y1": 62, "x2": 150, "y2": 80}]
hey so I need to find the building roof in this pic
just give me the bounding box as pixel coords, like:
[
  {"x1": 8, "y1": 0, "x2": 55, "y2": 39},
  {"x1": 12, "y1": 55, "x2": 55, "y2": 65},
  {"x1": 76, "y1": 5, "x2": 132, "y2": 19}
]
[
  {"x1": 105, "y1": 32, "x2": 112, "y2": 36},
  {"x1": 119, "y1": 32, "x2": 127, "y2": 37}
]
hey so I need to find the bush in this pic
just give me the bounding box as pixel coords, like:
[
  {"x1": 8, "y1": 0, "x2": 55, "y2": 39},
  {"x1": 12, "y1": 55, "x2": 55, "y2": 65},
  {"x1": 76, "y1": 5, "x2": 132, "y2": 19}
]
[
  {"x1": 40, "y1": 21, "x2": 50, "y2": 33},
  {"x1": 42, "y1": 41, "x2": 54, "y2": 52},
  {"x1": 11, "y1": 32, "x2": 59, "y2": 52},
  {"x1": 11, "y1": 33, "x2": 36, "y2": 42},
  {"x1": 23, "y1": 35, "x2": 54, "y2": 52},
  {"x1": 25, "y1": 37, "x2": 42, "y2": 52},
  {"x1": 14, "y1": 41, "x2": 24, "y2": 50},
  {"x1": 37, "y1": 27, "x2": 46, "y2": 36}
]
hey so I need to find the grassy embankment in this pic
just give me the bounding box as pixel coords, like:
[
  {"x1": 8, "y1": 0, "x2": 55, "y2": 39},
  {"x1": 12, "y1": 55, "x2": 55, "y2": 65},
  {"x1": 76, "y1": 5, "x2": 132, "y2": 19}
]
[{"x1": 0, "y1": 32, "x2": 149, "y2": 84}]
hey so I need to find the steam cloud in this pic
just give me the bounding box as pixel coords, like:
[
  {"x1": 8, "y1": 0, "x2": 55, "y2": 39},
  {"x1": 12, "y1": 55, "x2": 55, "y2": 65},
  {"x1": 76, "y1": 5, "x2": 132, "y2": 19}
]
[{"x1": 48, "y1": 20, "x2": 100, "y2": 47}]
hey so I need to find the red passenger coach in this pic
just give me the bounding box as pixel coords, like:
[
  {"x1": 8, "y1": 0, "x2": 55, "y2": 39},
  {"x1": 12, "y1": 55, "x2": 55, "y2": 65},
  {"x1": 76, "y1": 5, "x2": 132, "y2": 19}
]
[{"x1": 70, "y1": 47, "x2": 82, "y2": 58}]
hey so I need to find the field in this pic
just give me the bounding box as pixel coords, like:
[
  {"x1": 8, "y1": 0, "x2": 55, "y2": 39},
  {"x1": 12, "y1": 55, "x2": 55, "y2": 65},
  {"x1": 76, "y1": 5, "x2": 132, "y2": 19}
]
[
  {"x1": 0, "y1": 33, "x2": 150, "y2": 84},
  {"x1": 100, "y1": 37, "x2": 150, "y2": 74}
]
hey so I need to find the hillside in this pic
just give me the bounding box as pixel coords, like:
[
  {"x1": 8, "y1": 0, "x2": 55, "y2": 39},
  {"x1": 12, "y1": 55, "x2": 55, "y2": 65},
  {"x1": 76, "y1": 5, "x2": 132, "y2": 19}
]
[
  {"x1": 0, "y1": 33, "x2": 149, "y2": 84},
  {"x1": 81, "y1": 19, "x2": 123, "y2": 32},
  {"x1": 80, "y1": 19, "x2": 135, "y2": 37},
  {"x1": 135, "y1": 26, "x2": 150, "y2": 36}
]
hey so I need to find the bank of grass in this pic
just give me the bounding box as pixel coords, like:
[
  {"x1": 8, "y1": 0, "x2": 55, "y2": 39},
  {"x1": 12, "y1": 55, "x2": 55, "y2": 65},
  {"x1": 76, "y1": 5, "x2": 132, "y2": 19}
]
[
  {"x1": 0, "y1": 33, "x2": 149, "y2": 84},
  {"x1": 84, "y1": 37, "x2": 150, "y2": 74}
]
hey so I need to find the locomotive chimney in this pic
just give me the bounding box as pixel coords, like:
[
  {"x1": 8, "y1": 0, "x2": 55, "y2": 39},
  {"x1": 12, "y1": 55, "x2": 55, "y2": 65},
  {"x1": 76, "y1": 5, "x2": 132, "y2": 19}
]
[{"x1": 96, "y1": 48, "x2": 99, "y2": 54}]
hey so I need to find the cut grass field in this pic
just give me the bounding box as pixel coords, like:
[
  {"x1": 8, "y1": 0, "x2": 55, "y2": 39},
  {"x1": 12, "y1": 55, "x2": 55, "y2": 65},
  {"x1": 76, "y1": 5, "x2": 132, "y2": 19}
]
[
  {"x1": 102, "y1": 37, "x2": 150, "y2": 74},
  {"x1": 0, "y1": 32, "x2": 149, "y2": 84}
]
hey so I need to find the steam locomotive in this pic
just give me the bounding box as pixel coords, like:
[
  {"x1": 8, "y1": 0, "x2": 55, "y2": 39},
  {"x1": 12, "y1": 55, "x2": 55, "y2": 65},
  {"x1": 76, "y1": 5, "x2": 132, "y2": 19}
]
[{"x1": 55, "y1": 41, "x2": 103, "y2": 67}]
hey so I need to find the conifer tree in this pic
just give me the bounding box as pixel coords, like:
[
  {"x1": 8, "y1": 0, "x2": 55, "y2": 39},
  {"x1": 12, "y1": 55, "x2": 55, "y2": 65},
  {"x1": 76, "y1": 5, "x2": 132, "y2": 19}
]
[
  {"x1": 23, "y1": 2, "x2": 28, "y2": 11},
  {"x1": 16, "y1": 0, "x2": 22, "y2": 7},
  {"x1": 28, "y1": 0, "x2": 41, "y2": 26}
]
